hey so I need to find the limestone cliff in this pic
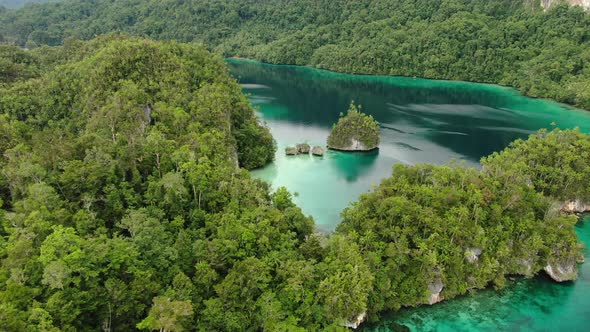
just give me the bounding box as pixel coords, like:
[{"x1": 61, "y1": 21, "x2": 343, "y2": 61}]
[
  {"x1": 427, "y1": 280, "x2": 444, "y2": 305},
  {"x1": 560, "y1": 199, "x2": 590, "y2": 214},
  {"x1": 341, "y1": 312, "x2": 367, "y2": 329},
  {"x1": 465, "y1": 248, "x2": 483, "y2": 264},
  {"x1": 544, "y1": 259, "x2": 578, "y2": 282}
]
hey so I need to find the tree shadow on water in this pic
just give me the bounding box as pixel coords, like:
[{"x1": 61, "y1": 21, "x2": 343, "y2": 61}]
[{"x1": 328, "y1": 149, "x2": 380, "y2": 183}]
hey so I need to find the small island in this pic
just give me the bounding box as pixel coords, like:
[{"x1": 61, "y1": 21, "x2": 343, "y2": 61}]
[
  {"x1": 285, "y1": 142, "x2": 325, "y2": 156},
  {"x1": 297, "y1": 143, "x2": 310, "y2": 154},
  {"x1": 327, "y1": 102, "x2": 380, "y2": 151},
  {"x1": 311, "y1": 146, "x2": 325, "y2": 156}
]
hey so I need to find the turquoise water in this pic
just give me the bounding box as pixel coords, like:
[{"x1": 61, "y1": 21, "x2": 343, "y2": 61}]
[
  {"x1": 228, "y1": 59, "x2": 590, "y2": 233},
  {"x1": 228, "y1": 59, "x2": 590, "y2": 331},
  {"x1": 363, "y1": 216, "x2": 590, "y2": 332}
]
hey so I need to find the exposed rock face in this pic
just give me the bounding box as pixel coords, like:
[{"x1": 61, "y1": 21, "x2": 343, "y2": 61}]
[
  {"x1": 341, "y1": 312, "x2": 367, "y2": 329},
  {"x1": 541, "y1": 0, "x2": 590, "y2": 10},
  {"x1": 231, "y1": 147, "x2": 239, "y2": 168},
  {"x1": 465, "y1": 248, "x2": 483, "y2": 264},
  {"x1": 328, "y1": 136, "x2": 379, "y2": 152},
  {"x1": 427, "y1": 280, "x2": 444, "y2": 305},
  {"x1": 544, "y1": 260, "x2": 578, "y2": 282},
  {"x1": 331, "y1": 138, "x2": 372, "y2": 151},
  {"x1": 297, "y1": 143, "x2": 310, "y2": 154},
  {"x1": 561, "y1": 200, "x2": 590, "y2": 214},
  {"x1": 311, "y1": 146, "x2": 325, "y2": 156},
  {"x1": 516, "y1": 258, "x2": 535, "y2": 276},
  {"x1": 285, "y1": 146, "x2": 298, "y2": 155}
]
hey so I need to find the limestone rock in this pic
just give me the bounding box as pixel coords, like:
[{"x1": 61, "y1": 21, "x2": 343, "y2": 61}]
[
  {"x1": 341, "y1": 312, "x2": 367, "y2": 329},
  {"x1": 427, "y1": 280, "x2": 444, "y2": 305},
  {"x1": 465, "y1": 247, "x2": 483, "y2": 264},
  {"x1": 297, "y1": 143, "x2": 310, "y2": 154},
  {"x1": 311, "y1": 146, "x2": 325, "y2": 156},
  {"x1": 285, "y1": 146, "x2": 298, "y2": 155},
  {"x1": 561, "y1": 200, "x2": 590, "y2": 214},
  {"x1": 516, "y1": 258, "x2": 535, "y2": 276},
  {"x1": 341, "y1": 138, "x2": 368, "y2": 151},
  {"x1": 544, "y1": 260, "x2": 578, "y2": 282}
]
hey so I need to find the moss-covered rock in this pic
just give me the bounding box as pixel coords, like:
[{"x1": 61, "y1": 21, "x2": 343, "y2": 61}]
[{"x1": 327, "y1": 102, "x2": 380, "y2": 151}]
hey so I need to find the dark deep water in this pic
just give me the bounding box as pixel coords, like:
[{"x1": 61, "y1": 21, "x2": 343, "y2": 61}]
[{"x1": 228, "y1": 59, "x2": 590, "y2": 331}]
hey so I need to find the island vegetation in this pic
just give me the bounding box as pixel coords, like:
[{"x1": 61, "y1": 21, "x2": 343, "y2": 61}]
[
  {"x1": 0, "y1": 4, "x2": 589, "y2": 329},
  {"x1": 1, "y1": 0, "x2": 590, "y2": 110},
  {"x1": 337, "y1": 129, "x2": 588, "y2": 316},
  {"x1": 0, "y1": 35, "x2": 348, "y2": 331},
  {"x1": 0, "y1": 35, "x2": 588, "y2": 331},
  {"x1": 328, "y1": 102, "x2": 380, "y2": 151}
]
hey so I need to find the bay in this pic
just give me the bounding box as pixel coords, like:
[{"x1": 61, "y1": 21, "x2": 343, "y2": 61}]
[
  {"x1": 227, "y1": 58, "x2": 590, "y2": 232},
  {"x1": 227, "y1": 59, "x2": 590, "y2": 331}
]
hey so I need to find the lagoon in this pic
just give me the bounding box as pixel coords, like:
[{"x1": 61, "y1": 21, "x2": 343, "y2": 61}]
[
  {"x1": 228, "y1": 59, "x2": 590, "y2": 331},
  {"x1": 228, "y1": 59, "x2": 590, "y2": 232}
]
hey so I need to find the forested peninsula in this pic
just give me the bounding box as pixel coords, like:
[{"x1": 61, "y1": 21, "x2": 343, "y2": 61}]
[
  {"x1": 0, "y1": 34, "x2": 589, "y2": 331},
  {"x1": 1, "y1": 0, "x2": 590, "y2": 110}
]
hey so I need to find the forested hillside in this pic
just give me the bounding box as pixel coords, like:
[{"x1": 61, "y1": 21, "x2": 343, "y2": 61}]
[
  {"x1": 1, "y1": 0, "x2": 589, "y2": 109},
  {"x1": 0, "y1": 36, "x2": 588, "y2": 330},
  {"x1": 338, "y1": 129, "x2": 590, "y2": 316},
  {"x1": 0, "y1": 35, "x2": 353, "y2": 331}
]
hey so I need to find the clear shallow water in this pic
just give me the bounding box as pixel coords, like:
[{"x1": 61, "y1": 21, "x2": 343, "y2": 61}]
[
  {"x1": 227, "y1": 58, "x2": 590, "y2": 232},
  {"x1": 363, "y1": 216, "x2": 590, "y2": 332},
  {"x1": 228, "y1": 59, "x2": 590, "y2": 331}
]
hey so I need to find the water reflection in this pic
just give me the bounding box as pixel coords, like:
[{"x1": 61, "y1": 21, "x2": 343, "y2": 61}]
[
  {"x1": 329, "y1": 150, "x2": 380, "y2": 183},
  {"x1": 230, "y1": 59, "x2": 590, "y2": 331},
  {"x1": 231, "y1": 59, "x2": 588, "y2": 164},
  {"x1": 229, "y1": 59, "x2": 590, "y2": 231}
]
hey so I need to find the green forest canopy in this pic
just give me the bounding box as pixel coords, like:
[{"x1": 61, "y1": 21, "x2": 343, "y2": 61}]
[
  {"x1": 1, "y1": 0, "x2": 590, "y2": 109},
  {"x1": 0, "y1": 35, "x2": 589, "y2": 331},
  {"x1": 327, "y1": 102, "x2": 380, "y2": 151},
  {"x1": 338, "y1": 129, "x2": 589, "y2": 314}
]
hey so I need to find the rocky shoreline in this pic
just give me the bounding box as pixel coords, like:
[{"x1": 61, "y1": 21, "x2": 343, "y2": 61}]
[{"x1": 561, "y1": 199, "x2": 590, "y2": 215}]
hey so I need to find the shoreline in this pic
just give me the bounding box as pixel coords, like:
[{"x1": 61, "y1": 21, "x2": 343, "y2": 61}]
[
  {"x1": 327, "y1": 146, "x2": 380, "y2": 153},
  {"x1": 226, "y1": 57, "x2": 584, "y2": 112}
]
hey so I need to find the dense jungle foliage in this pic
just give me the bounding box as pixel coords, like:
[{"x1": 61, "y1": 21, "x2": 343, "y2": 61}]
[
  {"x1": 337, "y1": 130, "x2": 589, "y2": 317},
  {"x1": 0, "y1": 35, "x2": 588, "y2": 331},
  {"x1": 0, "y1": 36, "x2": 366, "y2": 331},
  {"x1": 482, "y1": 128, "x2": 590, "y2": 202},
  {"x1": 327, "y1": 103, "x2": 380, "y2": 150},
  {"x1": 1, "y1": 0, "x2": 590, "y2": 109}
]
